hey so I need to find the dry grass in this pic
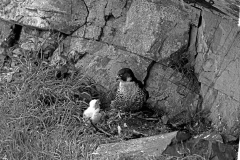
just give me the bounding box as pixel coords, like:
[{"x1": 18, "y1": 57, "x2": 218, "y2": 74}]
[{"x1": 0, "y1": 52, "x2": 117, "y2": 160}]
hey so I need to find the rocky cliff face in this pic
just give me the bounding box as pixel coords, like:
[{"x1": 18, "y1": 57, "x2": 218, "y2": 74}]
[
  {"x1": 196, "y1": 9, "x2": 240, "y2": 135},
  {"x1": 0, "y1": 0, "x2": 239, "y2": 136}
]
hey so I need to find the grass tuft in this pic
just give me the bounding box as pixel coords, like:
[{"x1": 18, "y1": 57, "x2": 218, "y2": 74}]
[{"x1": 0, "y1": 52, "x2": 115, "y2": 160}]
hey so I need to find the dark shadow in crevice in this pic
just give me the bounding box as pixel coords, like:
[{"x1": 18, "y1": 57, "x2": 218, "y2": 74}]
[
  {"x1": 168, "y1": 44, "x2": 200, "y2": 94},
  {"x1": 104, "y1": 13, "x2": 115, "y2": 21},
  {"x1": 1, "y1": 24, "x2": 22, "y2": 48}
]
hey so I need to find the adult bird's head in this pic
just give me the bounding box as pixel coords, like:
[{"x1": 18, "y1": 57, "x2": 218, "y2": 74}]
[{"x1": 116, "y1": 68, "x2": 136, "y2": 82}]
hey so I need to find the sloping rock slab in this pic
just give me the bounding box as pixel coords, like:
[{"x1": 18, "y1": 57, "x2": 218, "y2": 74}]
[
  {"x1": 92, "y1": 131, "x2": 178, "y2": 160},
  {"x1": 0, "y1": 0, "x2": 88, "y2": 34}
]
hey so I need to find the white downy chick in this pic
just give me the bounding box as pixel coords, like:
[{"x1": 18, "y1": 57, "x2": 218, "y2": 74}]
[{"x1": 83, "y1": 99, "x2": 102, "y2": 124}]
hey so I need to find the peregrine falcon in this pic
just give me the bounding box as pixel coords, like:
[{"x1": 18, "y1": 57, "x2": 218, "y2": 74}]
[{"x1": 111, "y1": 68, "x2": 149, "y2": 112}]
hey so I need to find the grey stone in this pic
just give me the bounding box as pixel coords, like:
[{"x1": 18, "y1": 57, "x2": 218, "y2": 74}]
[
  {"x1": 201, "y1": 84, "x2": 240, "y2": 136},
  {"x1": 0, "y1": 19, "x2": 12, "y2": 54},
  {"x1": 196, "y1": 10, "x2": 240, "y2": 135},
  {"x1": 83, "y1": 0, "x2": 107, "y2": 40},
  {"x1": 0, "y1": 0, "x2": 88, "y2": 34},
  {"x1": 205, "y1": 0, "x2": 240, "y2": 20},
  {"x1": 101, "y1": 0, "x2": 200, "y2": 61},
  {"x1": 77, "y1": 0, "x2": 127, "y2": 40},
  {"x1": 92, "y1": 131, "x2": 178, "y2": 160},
  {"x1": 105, "y1": 0, "x2": 127, "y2": 18},
  {"x1": 146, "y1": 63, "x2": 199, "y2": 119},
  {"x1": 0, "y1": 20, "x2": 12, "y2": 46}
]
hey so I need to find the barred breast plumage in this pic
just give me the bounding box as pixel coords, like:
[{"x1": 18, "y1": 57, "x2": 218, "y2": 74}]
[{"x1": 111, "y1": 68, "x2": 149, "y2": 112}]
